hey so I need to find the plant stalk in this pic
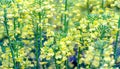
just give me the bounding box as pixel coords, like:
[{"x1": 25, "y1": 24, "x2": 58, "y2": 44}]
[
  {"x1": 3, "y1": 8, "x2": 16, "y2": 69},
  {"x1": 114, "y1": 17, "x2": 120, "y2": 64}
]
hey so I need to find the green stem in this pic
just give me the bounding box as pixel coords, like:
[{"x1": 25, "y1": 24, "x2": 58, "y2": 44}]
[
  {"x1": 13, "y1": 18, "x2": 18, "y2": 57},
  {"x1": 99, "y1": 48, "x2": 104, "y2": 68},
  {"x1": 3, "y1": 8, "x2": 16, "y2": 69},
  {"x1": 77, "y1": 47, "x2": 80, "y2": 69},
  {"x1": 53, "y1": 37, "x2": 58, "y2": 69},
  {"x1": 35, "y1": 0, "x2": 42, "y2": 68},
  {"x1": 65, "y1": 56, "x2": 69, "y2": 69},
  {"x1": 99, "y1": 34, "x2": 105, "y2": 67},
  {"x1": 78, "y1": 30, "x2": 83, "y2": 68},
  {"x1": 34, "y1": 20, "x2": 40, "y2": 69},
  {"x1": 87, "y1": 0, "x2": 89, "y2": 15},
  {"x1": 65, "y1": 0, "x2": 67, "y2": 11},
  {"x1": 13, "y1": 17, "x2": 20, "y2": 69},
  {"x1": 114, "y1": 17, "x2": 120, "y2": 64},
  {"x1": 101, "y1": 0, "x2": 104, "y2": 9},
  {"x1": 16, "y1": 4, "x2": 20, "y2": 28},
  {"x1": 64, "y1": 0, "x2": 68, "y2": 35},
  {"x1": 54, "y1": 50, "x2": 58, "y2": 69}
]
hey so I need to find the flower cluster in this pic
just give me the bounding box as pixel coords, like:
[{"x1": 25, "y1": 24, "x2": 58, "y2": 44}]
[{"x1": 0, "y1": 0, "x2": 120, "y2": 69}]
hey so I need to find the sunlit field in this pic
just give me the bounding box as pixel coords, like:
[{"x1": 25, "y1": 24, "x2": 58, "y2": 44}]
[{"x1": 0, "y1": 0, "x2": 120, "y2": 69}]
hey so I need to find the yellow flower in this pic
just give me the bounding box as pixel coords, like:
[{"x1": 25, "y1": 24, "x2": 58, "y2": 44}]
[
  {"x1": 98, "y1": 9, "x2": 104, "y2": 13},
  {"x1": 56, "y1": 61, "x2": 62, "y2": 64},
  {"x1": 75, "y1": 3, "x2": 81, "y2": 7},
  {"x1": 92, "y1": 60, "x2": 99, "y2": 67},
  {"x1": 16, "y1": 57, "x2": 23, "y2": 62},
  {"x1": 40, "y1": 62, "x2": 48, "y2": 65},
  {"x1": 61, "y1": 57, "x2": 67, "y2": 62},
  {"x1": 104, "y1": 57, "x2": 111, "y2": 62},
  {"x1": 46, "y1": 29, "x2": 54, "y2": 37},
  {"x1": 18, "y1": 18, "x2": 22, "y2": 22},
  {"x1": 16, "y1": 0, "x2": 22, "y2": 3},
  {"x1": 94, "y1": 56, "x2": 100, "y2": 61},
  {"x1": 2, "y1": 5, "x2": 6, "y2": 9}
]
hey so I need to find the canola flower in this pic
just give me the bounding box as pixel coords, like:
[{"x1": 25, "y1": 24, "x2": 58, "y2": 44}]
[{"x1": 0, "y1": 0, "x2": 120, "y2": 69}]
